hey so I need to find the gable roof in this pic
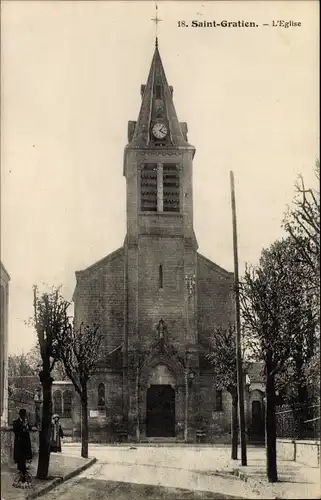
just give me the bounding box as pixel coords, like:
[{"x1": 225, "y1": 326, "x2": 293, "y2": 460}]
[
  {"x1": 75, "y1": 247, "x2": 124, "y2": 279},
  {"x1": 1, "y1": 261, "x2": 10, "y2": 282},
  {"x1": 73, "y1": 247, "x2": 124, "y2": 302},
  {"x1": 197, "y1": 252, "x2": 233, "y2": 279}
]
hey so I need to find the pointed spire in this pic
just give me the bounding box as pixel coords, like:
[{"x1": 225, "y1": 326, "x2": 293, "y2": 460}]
[{"x1": 127, "y1": 44, "x2": 192, "y2": 149}]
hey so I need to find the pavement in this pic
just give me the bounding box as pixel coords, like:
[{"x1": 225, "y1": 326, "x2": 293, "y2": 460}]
[
  {"x1": 36, "y1": 444, "x2": 321, "y2": 499},
  {"x1": 1, "y1": 444, "x2": 320, "y2": 499},
  {"x1": 0, "y1": 452, "x2": 95, "y2": 500}
]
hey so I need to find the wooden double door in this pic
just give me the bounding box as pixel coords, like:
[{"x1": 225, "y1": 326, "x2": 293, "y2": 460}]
[{"x1": 146, "y1": 384, "x2": 175, "y2": 437}]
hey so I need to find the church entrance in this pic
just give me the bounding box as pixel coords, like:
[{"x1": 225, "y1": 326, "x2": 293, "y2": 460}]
[
  {"x1": 251, "y1": 400, "x2": 265, "y2": 440},
  {"x1": 146, "y1": 385, "x2": 175, "y2": 437}
]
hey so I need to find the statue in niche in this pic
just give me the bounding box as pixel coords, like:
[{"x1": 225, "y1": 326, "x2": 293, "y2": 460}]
[
  {"x1": 156, "y1": 319, "x2": 167, "y2": 351},
  {"x1": 157, "y1": 319, "x2": 165, "y2": 338}
]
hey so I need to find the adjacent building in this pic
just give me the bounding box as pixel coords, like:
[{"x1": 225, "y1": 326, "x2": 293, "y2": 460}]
[{"x1": 1, "y1": 262, "x2": 10, "y2": 427}]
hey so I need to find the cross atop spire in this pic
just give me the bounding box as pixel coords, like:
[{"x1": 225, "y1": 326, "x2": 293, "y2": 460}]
[{"x1": 151, "y1": 2, "x2": 162, "y2": 47}]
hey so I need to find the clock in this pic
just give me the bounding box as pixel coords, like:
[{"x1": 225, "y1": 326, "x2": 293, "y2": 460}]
[{"x1": 152, "y1": 122, "x2": 168, "y2": 140}]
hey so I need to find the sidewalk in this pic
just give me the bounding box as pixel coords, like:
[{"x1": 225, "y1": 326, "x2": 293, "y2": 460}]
[
  {"x1": 0, "y1": 453, "x2": 96, "y2": 500},
  {"x1": 195, "y1": 449, "x2": 321, "y2": 499}
]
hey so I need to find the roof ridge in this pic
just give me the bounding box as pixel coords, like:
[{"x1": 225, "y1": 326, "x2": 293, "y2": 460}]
[
  {"x1": 197, "y1": 252, "x2": 233, "y2": 277},
  {"x1": 75, "y1": 247, "x2": 124, "y2": 276}
]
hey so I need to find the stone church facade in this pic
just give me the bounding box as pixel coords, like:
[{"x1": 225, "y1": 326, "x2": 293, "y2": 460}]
[{"x1": 73, "y1": 42, "x2": 237, "y2": 442}]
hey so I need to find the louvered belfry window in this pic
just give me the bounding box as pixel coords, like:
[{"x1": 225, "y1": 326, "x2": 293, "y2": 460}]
[
  {"x1": 140, "y1": 163, "x2": 180, "y2": 212},
  {"x1": 163, "y1": 165, "x2": 180, "y2": 212},
  {"x1": 141, "y1": 164, "x2": 158, "y2": 212}
]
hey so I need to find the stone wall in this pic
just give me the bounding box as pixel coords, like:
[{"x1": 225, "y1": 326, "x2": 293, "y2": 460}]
[
  {"x1": 137, "y1": 236, "x2": 188, "y2": 348},
  {"x1": 74, "y1": 248, "x2": 124, "y2": 352},
  {"x1": 70, "y1": 372, "x2": 124, "y2": 442},
  {"x1": 277, "y1": 438, "x2": 320, "y2": 468},
  {"x1": 197, "y1": 254, "x2": 236, "y2": 437},
  {"x1": 197, "y1": 254, "x2": 234, "y2": 336}
]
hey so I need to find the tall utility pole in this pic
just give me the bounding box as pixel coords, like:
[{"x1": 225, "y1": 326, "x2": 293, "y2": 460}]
[
  {"x1": 230, "y1": 171, "x2": 247, "y2": 466},
  {"x1": 184, "y1": 273, "x2": 196, "y2": 442}
]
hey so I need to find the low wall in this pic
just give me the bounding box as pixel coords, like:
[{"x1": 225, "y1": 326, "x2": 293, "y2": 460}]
[
  {"x1": 0, "y1": 426, "x2": 39, "y2": 465},
  {"x1": 277, "y1": 438, "x2": 320, "y2": 468}
]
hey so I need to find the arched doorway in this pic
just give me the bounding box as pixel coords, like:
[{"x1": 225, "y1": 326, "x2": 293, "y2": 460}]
[
  {"x1": 146, "y1": 364, "x2": 176, "y2": 437},
  {"x1": 251, "y1": 400, "x2": 264, "y2": 438},
  {"x1": 146, "y1": 385, "x2": 175, "y2": 437},
  {"x1": 53, "y1": 390, "x2": 63, "y2": 416}
]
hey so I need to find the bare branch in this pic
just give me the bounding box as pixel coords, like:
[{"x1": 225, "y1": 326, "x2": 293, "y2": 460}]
[{"x1": 55, "y1": 321, "x2": 103, "y2": 398}]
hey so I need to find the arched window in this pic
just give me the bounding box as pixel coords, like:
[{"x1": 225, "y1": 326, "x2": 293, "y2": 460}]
[
  {"x1": 159, "y1": 265, "x2": 163, "y2": 289},
  {"x1": 53, "y1": 390, "x2": 63, "y2": 415},
  {"x1": 98, "y1": 383, "x2": 105, "y2": 408},
  {"x1": 215, "y1": 389, "x2": 223, "y2": 411},
  {"x1": 63, "y1": 390, "x2": 73, "y2": 418}
]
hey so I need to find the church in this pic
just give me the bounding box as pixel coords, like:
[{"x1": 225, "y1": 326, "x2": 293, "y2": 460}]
[{"x1": 72, "y1": 40, "x2": 237, "y2": 442}]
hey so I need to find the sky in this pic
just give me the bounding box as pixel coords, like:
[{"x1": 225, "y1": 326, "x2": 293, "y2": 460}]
[{"x1": 1, "y1": 1, "x2": 319, "y2": 354}]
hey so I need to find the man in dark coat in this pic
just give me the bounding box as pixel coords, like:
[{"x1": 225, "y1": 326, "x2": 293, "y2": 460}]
[{"x1": 13, "y1": 409, "x2": 33, "y2": 478}]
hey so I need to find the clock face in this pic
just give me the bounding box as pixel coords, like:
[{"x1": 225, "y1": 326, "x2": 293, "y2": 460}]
[{"x1": 152, "y1": 122, "x2": 168, "y2": 139}]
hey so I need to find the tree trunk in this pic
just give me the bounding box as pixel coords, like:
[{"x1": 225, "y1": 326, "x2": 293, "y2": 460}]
[
  {"x1": 231, "y1": 390, "x2": 239, "y2": 460},
  {"x1": 136, "y1": 366, "x2": 140, "y2": 441},
  {"x1": 265, "y1": 372, "x2": 278, "y2": 483},
  {"x1": 184, "y1": 370, "x2": 188, "y2": 442},
  {"x1": 37, "y1": 374, "x2": 53, "y2": 479},
  {"x1": 81, "y1": 386, "x2": 89, "y2": 459}
]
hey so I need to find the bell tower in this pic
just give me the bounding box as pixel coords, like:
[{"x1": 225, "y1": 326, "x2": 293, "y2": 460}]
[
  {"x1": 123, "y1": 42, "x2": 199, "y2": 436},
  {"x1": 123, "y1": 42, "x2": 197, "y2": 248}
]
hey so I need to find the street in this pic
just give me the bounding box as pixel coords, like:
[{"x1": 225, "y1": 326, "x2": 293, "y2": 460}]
[{"x1": 40, "y1": 445, "x2": 265, "y2": 499}]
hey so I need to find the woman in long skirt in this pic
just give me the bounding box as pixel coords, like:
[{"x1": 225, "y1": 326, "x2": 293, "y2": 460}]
[{"x1": 50, "y1": 414, "x2": 64, "y2": 453}]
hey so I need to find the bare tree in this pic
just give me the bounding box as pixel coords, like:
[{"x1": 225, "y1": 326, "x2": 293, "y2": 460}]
[
  {"x1": 26, "y1": 343, "x2": 68, "y2": 381},
  {"x1": 283, "y1": 161, "x2": 320, "y2": 300},
  {"x1": 207, "y1": 325, "x2": 249, "y2": 460},
  {"x1": 128, "y1": 340, "x2": 153, "y2": 441},
  {"x1": 240, "y1": 238, "x2": 313, "y2": 482},
  {"x1": 32, "y1": 285, "x2": 69, "y2": 479},
  {"x1": 55, "y1": 322, "x2": 102, "y2": 458},
  {"x1": 274, "y1": 293, "x2": 318, "y2": 438}
]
